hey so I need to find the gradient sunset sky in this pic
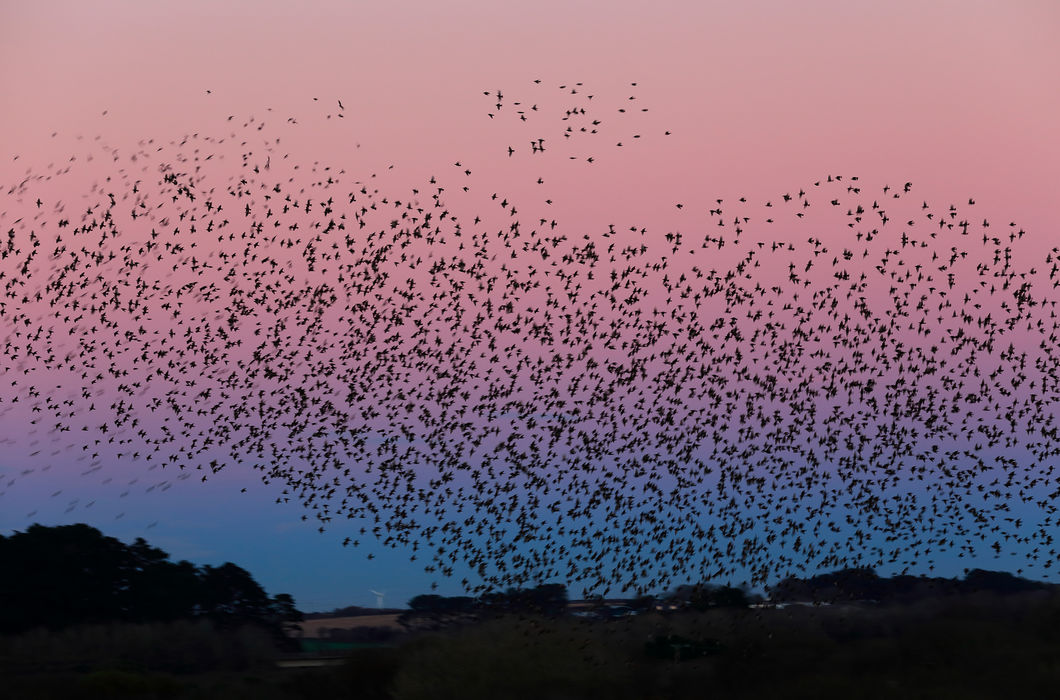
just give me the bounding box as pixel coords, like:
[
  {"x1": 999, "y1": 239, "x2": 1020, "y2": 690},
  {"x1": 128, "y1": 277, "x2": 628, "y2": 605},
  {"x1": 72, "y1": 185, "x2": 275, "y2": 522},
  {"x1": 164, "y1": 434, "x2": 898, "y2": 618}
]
[{"x1": 2, "y1": 1, "x2": 1058, "y2": 612}]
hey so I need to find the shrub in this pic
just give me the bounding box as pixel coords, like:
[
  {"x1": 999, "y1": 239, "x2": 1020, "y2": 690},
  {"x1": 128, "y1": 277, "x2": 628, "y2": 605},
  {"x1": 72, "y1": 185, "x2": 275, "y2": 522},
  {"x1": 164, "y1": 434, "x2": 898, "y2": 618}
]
[{"x1": 0, "y1": 618, "x2": 281, "y2": 675}]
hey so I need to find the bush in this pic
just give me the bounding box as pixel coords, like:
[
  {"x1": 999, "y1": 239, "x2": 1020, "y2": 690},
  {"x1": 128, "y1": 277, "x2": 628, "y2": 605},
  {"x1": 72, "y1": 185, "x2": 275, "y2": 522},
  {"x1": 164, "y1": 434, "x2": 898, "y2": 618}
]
[
  {"x1": 0, "y1": 618, "x2": 281, "y2": 675},
  {"x1": 643, "y1": 634, "x2": 725, "y2": 661},
  {"x1": 78, "y1": 669, "x2": 184, "y2": 698},
  {"x1": 389, "y1": 615, "x2": 638, "y2": 700}
]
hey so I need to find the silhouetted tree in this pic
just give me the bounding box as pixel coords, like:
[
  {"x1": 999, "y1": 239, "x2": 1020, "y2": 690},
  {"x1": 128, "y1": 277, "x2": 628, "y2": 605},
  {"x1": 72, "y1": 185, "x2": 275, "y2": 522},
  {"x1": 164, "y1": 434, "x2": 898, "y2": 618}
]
[
  {"x1": 267, "y1": 593, "x2": 304, "y2": 633},
  {"x1": 124, "y1": 539, "x2": 202, "y2": 622},
  {"x1": 527, "y1": 583, "x2": 568, "y2": 616},
  {"x1": 197, "y1": 562, "x2": 273, "y2": 628},
  {"x1": 474, "y1": 583, "x2": 568, "y2": 616},
  {"x1": 766, "y1": 566, "x2": 1055, "y2": 606},
  {"x1": 0, "y1": 524, "x2": 131, "y2": 632},
  {"x1": 0, "y1": 524, "x2": 302, "y2": 641},
  {"x1": 408, "y1": 594, "x2": 448, "y2": 613},
  {"x1": 400, "y1": 594, "x2": 478, "y2": 630},
  {"x1": 962, "y1": 569, "x2": 1045, "y2": 595},
  {"x1": 712, "y1": 585, "x2": 750, "y2": 609},
  {"x1": 687, "y1": 583, "x2": 749, "y2": 610}
]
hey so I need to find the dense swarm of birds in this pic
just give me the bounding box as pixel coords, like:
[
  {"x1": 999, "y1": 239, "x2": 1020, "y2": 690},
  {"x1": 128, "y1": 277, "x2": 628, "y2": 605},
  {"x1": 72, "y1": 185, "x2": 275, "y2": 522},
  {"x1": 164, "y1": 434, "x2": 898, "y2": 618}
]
[{"x1": 2, "y1": 80, "x2": 1058, "y2": 597}]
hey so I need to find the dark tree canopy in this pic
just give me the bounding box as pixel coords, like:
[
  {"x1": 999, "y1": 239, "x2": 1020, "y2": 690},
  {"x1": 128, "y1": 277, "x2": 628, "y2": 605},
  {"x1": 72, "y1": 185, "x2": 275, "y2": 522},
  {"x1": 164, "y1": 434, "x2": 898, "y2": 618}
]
[
  {"x1": 400, "y1": 583, "x2": 569, "y2": 630},
  {"x1": 0, "y1": 523, "x2": 303, "y2": 637},
  {"x1": 767, "y1": 566, "x2": 1055, "y2": 604}
]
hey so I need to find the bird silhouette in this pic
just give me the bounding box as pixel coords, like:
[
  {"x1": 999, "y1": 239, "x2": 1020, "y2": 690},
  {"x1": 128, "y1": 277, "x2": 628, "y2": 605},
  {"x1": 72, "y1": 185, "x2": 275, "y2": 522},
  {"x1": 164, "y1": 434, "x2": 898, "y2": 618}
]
[{"x1": 0, "y1": 81, "x2": 1056, "y2": 599}]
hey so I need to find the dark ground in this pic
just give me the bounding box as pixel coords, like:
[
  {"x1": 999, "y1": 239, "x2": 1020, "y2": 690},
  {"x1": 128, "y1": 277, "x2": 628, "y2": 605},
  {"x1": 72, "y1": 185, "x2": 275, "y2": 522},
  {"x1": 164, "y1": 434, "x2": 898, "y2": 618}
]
[{"x1": 4, "y1": 590, "x2": 1060, "y2": 699}]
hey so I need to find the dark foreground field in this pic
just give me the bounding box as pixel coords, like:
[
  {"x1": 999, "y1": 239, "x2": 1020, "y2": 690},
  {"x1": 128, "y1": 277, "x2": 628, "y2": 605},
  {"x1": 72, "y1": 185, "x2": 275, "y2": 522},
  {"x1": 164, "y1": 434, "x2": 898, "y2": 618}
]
[{"x1": 5, "y1": 590, "x2": 1060, "y2": 699}]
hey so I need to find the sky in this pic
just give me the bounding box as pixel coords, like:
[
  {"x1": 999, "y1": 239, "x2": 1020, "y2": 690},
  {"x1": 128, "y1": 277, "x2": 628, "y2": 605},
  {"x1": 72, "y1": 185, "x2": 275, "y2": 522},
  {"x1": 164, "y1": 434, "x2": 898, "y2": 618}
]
[{"x1": 1, "y1": 0, "x2": 1059, "y2": 612}]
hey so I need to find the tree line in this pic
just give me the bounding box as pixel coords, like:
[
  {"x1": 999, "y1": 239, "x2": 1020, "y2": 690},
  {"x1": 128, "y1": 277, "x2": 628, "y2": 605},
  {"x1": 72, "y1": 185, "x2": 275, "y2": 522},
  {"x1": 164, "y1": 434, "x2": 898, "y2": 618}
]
[
  {"x1": 766, "y1": 565, "x2": 1057, "y2": 604},
  {"x1": 7, "y1": 523, "x2": 1050, "y2": 642},
  {"x1": 0, "y1": 523, "x2": 303, "y2": 644},
  {"x1": 399, "y1": 583, "x2": 569, "y2": 629}
]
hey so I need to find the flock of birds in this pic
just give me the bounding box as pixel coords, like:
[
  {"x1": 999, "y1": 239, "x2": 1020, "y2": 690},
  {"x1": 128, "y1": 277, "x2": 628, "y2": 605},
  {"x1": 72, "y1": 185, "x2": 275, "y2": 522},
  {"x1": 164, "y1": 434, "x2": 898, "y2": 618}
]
[{"x1": 2, "y1": 79, "x2": 1058, "y2": 597}]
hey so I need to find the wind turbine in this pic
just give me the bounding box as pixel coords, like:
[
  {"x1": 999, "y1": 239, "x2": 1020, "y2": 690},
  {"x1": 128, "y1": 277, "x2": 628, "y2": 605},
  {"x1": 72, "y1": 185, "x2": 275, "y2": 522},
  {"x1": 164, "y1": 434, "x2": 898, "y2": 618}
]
[{"x1": 369, "y1": 589, "x2": 386, "y2": 610}]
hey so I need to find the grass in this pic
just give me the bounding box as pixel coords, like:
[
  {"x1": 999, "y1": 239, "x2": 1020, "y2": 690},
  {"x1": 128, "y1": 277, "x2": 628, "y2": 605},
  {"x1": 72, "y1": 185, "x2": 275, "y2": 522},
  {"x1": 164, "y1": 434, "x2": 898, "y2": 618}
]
[
  {"x1": 5, "y1": 591, "x2": 1060, "y2": 698},
  {"x1": 0, "y1": 618, "x2": 279, "y2": 676}
]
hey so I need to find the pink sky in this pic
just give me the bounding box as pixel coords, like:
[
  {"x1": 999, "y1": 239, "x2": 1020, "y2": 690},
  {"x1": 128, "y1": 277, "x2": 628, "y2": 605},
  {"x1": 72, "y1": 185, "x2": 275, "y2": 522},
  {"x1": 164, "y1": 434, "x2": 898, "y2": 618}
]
[
  {"x1": 2, "y1": 0, "x2": 1058, "y2": 610},
  {"x1": 4, "y1": 1, "x2": 1057, "y2": 225}
]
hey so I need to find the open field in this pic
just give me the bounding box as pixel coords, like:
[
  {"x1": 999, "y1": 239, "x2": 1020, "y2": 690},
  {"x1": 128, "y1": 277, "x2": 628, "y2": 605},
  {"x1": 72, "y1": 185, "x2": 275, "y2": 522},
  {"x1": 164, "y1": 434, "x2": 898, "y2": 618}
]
[{"x1": 293, "y1": 614, "x2": 404, "y2": 637}]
